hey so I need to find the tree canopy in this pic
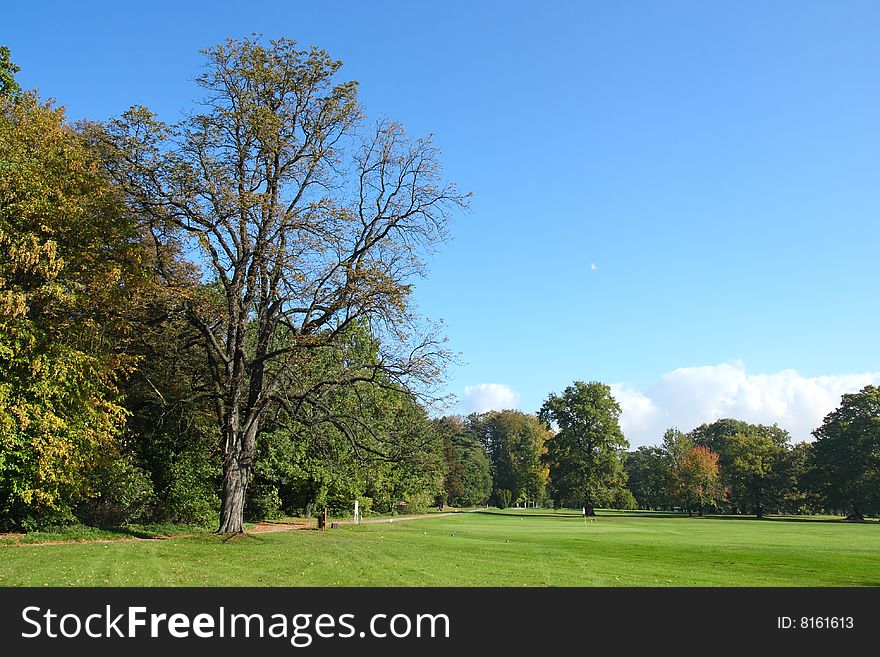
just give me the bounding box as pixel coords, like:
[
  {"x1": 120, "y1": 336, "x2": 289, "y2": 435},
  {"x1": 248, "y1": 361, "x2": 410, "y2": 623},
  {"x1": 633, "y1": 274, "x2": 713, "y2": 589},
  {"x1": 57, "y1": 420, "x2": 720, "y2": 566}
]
[
  {"x1": 539, "y1": 381, "x2": 630, "y2": 515},
  {"x1": 810, "y1": 385, "x2": 880, "y2": 519}
]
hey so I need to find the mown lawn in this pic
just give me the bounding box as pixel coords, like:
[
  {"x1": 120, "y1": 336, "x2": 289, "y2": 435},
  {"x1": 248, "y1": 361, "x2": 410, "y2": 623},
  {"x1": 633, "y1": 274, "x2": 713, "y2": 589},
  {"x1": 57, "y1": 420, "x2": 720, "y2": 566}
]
[{"x1": 1, "y1": 509, "x2": 878, "y2": 586}]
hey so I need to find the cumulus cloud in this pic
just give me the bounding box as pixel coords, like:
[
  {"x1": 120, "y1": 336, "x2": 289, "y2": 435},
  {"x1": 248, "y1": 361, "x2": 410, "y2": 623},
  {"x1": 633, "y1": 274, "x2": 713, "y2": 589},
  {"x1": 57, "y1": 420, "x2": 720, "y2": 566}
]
[
  {"x1": 461, "y1": 383, "x2": 520, "y2": 414},
  {"x1": 611, "y1": 363, "x2": 880, "y2": 448}
]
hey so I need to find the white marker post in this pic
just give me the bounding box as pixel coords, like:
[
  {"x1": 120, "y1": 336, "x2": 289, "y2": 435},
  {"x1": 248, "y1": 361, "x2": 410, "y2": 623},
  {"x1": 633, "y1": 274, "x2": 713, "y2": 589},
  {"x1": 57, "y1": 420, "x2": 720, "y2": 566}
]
[{"x1": 354, "y1": 499, "x2": 360, "y2": 525}]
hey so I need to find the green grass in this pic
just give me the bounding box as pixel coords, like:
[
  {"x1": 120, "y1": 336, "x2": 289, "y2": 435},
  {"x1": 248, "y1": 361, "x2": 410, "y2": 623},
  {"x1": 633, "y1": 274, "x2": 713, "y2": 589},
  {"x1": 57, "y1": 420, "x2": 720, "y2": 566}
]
[{"x1": 1, "y1": 509, "x2": 878, "y2": 586}]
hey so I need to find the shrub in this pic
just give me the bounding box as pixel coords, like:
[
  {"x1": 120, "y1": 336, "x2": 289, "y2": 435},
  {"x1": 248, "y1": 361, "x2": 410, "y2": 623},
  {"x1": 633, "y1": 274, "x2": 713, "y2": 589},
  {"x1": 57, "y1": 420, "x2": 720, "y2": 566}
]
[
  {"x1": 77, "y1": 457, "x2": 156, "y2": 526},
  {"x1": 161, "y1": 453, "x2": 220, "y2": 526}
]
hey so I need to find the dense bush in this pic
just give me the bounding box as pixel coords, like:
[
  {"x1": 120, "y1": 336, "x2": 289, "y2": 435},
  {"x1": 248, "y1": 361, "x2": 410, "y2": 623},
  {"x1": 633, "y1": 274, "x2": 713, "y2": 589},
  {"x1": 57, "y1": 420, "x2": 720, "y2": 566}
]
[{"x1": 77, "y1": 457, "x2": 155, "y2": 526}]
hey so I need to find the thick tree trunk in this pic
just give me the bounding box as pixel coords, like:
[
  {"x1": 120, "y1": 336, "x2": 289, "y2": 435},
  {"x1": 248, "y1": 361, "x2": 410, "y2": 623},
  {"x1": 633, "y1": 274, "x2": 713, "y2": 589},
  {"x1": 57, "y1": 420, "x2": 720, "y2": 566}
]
[
  {"x1": 754, "y1": 504, "x2": 763, "y2": 518},
  {"x1": 217, "y1": 421, "x2": 259, "y2": 534},
  {"x1": 218, "y1": 454, "x2": 250, "y2": 533}
]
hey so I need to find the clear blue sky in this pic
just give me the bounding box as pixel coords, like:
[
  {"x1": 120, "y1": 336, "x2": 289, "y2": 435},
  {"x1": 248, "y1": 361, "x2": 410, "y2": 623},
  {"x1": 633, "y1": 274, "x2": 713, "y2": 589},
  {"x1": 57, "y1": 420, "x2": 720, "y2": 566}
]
[{"x1": 7, "y1": 1, "x2": 880, "y2": 443}]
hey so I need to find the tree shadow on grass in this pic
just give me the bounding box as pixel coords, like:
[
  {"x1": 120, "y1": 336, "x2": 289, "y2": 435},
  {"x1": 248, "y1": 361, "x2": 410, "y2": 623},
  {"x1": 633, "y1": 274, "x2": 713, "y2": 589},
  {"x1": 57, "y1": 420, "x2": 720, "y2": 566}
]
[
  {"x1": 481, "y1": 510, "x2": 879, "y2": 525},
  {"x1": 598, "y1": 511, "x2": 879, "y2": 525}
]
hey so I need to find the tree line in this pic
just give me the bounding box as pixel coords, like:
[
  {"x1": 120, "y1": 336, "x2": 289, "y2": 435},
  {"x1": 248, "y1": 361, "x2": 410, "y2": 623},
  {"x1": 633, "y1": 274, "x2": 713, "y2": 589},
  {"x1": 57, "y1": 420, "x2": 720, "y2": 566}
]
[{"x1": 438, "y1": 381, "x2": 879, "y2": 521}]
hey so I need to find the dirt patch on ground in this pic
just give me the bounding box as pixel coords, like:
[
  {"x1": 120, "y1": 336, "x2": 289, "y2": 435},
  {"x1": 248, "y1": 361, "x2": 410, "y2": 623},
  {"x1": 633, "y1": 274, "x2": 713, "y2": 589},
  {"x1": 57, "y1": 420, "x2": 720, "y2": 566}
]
[{"x1": 249, "y1": 519, "x2": 316, "y2": 533}]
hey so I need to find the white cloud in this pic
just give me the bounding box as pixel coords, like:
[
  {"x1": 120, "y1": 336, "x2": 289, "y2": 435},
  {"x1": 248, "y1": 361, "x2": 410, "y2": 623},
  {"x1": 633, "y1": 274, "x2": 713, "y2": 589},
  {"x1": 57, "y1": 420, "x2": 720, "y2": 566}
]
[
  {"x1": 461, "y1": 383, "x2": 520, "y2": 414},
  {"x1": 612, "y1": 363, "x2": 880, "y2": 448},
  {"x1": 590, "y1": 263, "x2": 598, "y2": 271}
]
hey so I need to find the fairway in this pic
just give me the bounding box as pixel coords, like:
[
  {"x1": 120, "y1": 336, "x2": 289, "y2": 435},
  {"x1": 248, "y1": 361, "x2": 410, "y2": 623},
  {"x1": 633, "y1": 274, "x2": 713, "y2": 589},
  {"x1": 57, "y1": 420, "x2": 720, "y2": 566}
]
[{"x1": 2, "y1": 509, "x2": 878, "y2": 587}]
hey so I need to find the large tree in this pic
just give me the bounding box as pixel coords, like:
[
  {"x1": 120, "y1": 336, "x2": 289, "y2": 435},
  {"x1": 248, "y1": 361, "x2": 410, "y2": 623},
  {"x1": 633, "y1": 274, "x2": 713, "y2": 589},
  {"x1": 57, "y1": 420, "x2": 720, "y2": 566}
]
[
  {"x1": 810, "y1": 385, "x2": 880, "y2": 520},
  {"x1": 539, "y1": 381, "x2": 629, "y2": 515},
  {"x1": 101, "y1": 37, "x2": 467, "y2": 533}
]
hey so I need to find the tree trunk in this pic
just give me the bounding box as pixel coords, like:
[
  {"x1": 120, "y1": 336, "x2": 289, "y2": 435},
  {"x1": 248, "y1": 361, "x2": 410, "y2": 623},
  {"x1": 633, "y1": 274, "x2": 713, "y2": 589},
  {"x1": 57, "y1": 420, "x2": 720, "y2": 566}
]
[
  {"x1": 754, "y1": 504, "x2": 763, "y2": 519},
  {"x1": 218, "y1": 454, "x2": 250, "y2": 533},
  {"x1": 217, "y1": 421, "x2": 258, "y2": 534}
]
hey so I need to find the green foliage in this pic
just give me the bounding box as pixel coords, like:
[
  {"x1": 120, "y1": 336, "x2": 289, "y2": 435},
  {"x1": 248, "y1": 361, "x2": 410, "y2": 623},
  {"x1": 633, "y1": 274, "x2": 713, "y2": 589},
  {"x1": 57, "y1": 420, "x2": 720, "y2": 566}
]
[
  {"x1": 435, "y1": 416, "x2": 492, "y2": 507},
  {"x1": 76, "y1": 457, "x2": 155, "y2": 526},
  {"x1": 779, "y1": 441, "x2": 817, "y2": 514},
  {"x1": 245, "y1": 483, "x2": 284, "y2": 521},
  {"x1": 248, "y1": 327, "x2": 445, "y2": 519},
  {"x1": 539, "y1": 381, "x2": 629, "y2": 513},
  {"x1": 612, "y1": 486, "x2": 638, "y2": 510},
  {"x1": 470, "y1": 410, "x2": 549, "y2": 505},
  {"x1": 691, "y1": 419, "x2": 792, "y2": 516},
  {"x1": 810, "y1": 385, "x2": 880, "y2": 517},
  {"x1": 625, "y1": 446, "x2": 670, "y2": 509},
  {"x1": 495, "y1": 488, "x2": 512, "y2": 509},
  {"x1": 161, "y1": 450, "x2": 221, "y2": 526},
  {"x1": 0, "y1": 46, "x2": 20, "y2": 98}
]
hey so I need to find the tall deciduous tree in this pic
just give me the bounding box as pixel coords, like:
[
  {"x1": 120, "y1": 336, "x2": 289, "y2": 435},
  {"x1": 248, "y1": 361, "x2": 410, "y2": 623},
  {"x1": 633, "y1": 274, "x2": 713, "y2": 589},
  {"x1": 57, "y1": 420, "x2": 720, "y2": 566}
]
[
  {"x1": 810, "y1": 385, "x2": 880, "y2": 520},
  {"x1": 539, "y1": 381, "x2": 629, "y2": 515},
  {"x1": 101, "y1": 37, "x2": 467, "y2": 533}
]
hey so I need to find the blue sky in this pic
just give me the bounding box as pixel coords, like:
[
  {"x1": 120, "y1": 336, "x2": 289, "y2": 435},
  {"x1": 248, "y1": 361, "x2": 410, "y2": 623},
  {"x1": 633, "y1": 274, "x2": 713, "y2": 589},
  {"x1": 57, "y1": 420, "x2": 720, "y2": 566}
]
[{"x1": 7, "y1": 1, "x2": 880, "y2": 445}]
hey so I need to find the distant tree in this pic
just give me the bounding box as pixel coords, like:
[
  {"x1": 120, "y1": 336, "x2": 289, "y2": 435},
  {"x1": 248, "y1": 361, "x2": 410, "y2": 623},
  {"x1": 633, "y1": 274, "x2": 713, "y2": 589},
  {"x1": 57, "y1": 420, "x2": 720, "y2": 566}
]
[
  {"x1": 778, "y1": 441, "x2": 816, "y2": 514},
  {"x1": 625, "y1": 446, "x2": 670, "y2": 509},
  {"x1": 471, "y1": 410, "x2": 549, "y2": 507},
  {"x1": 672, "y1": 446, "x2": 723, "y2": 516},
  {"x1": 723, "y1": 431, "x2": 790, "y2": 518},
  {"x1": 435, "y1": 416, "x2": 492, "y2": 507},
  {"x1": 810, "y1": 386, "x2": 880, "y2": 520},
  {"x1": 495, "y1": 488, "x2": 512, "y2": 509},
  {"x1": 539, "y1": 381, "x2": 629, "y2": 515},
  {"x1": 100, "y1": 37, "x2": 467, "y2": 533},
  {"x1": 691, "y1": 419, "x2": 791, "y2": 515}
]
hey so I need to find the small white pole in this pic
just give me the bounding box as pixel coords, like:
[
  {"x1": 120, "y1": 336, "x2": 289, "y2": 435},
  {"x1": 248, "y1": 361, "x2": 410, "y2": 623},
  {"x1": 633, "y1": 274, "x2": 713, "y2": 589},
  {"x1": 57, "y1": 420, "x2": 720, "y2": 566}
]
[{"x1": 354, "y1": 499, "x2": 360, "y2": 525}]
